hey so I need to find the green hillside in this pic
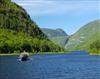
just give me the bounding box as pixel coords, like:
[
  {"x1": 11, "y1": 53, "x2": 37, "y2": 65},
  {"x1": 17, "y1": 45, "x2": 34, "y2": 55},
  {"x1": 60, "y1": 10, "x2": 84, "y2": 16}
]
[
  {"x1": 65, "y1": 20, "x2": 100, "y2": 55},
  {"x1": 0, "y1": 0, "x2": 63, "y2": 53},
  {"x1": 51, "y1": 36, "x2": 69, "y2": 47},
  {"x1": 0, "y1": 0, "x2": 47, "y2": 39},
  {"x1": 41, "y1": 28, "x2": 69, "y2": 47}
]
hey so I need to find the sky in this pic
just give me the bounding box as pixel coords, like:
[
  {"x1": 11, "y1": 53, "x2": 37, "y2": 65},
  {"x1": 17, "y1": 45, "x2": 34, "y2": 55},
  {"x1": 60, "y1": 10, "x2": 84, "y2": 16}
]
[{"x1": 12, "y1": 0, "x2": 100, "y2": 35}]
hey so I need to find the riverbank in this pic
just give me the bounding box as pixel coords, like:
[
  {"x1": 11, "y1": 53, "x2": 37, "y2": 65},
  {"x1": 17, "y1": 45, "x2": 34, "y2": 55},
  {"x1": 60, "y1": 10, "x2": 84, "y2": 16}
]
[
  {"x1": 0, "y1": 51, "x2": 100, "y2": 56},
  {"x1": 0, "y1": 52, "x2": 69, "y2": 56},
  {"x1": 0, "y1": 53, "x2": 19, "y2": 56}
]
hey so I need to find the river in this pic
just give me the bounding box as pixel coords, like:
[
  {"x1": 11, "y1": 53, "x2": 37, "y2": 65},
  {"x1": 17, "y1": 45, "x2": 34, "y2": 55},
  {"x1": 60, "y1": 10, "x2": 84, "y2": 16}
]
[{"x1": 0, "y1": 51, "x2": 100, "y2": 79}]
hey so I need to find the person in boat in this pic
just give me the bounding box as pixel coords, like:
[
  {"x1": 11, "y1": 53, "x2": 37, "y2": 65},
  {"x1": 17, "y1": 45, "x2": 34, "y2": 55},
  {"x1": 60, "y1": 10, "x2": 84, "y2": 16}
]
[{"x1": 19, "y1": 51, "x2": 29, "y2": 61}]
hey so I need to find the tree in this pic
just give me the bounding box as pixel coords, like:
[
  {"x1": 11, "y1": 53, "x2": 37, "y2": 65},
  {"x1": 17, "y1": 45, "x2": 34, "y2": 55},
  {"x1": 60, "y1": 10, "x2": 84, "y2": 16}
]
[{"x1": 90, "y1": 40, "x2": 100, "y2": 54}]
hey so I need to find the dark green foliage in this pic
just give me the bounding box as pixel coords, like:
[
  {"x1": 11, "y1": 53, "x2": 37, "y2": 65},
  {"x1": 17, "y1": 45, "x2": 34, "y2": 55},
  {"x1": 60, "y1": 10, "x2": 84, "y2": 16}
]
[
  {"x1": 0, "y1": 1, "x2": 64, "y2": 53},
  {"x1": 0, "y1": 0, "x2": 47, "y2": 39},
  {"x1": 21, "y1": 42, "x2": 32, "y2": 52},
  {"x1": 0, "y1": 29, "x2": 64, "y2": 53},
  {"x1": 90, "y1": 40, "x2": 100, "y2": 50},
  {"x1": 90, "y1": 40, "x2": 100, "y2": 54},
  {"x1": 0, "y1": 0, "x2": 11, "y2": 3}
]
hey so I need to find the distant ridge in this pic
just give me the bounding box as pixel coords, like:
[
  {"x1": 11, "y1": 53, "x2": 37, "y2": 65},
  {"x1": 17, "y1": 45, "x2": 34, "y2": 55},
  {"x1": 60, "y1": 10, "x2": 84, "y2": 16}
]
[
  {"x1": 41, "y1": 28, "x2": 68, "y2": 38},
  {"x1": 41, "y1": 28, "x2": 69, "y2": 47}
]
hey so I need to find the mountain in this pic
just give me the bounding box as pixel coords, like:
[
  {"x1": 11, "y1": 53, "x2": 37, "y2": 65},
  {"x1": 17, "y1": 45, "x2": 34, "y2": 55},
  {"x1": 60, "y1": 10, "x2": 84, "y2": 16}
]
[
  {"x1": 65, "y1": 20, "x2": 100, "y2": 55},
  {"x1": 0, "y1": 0, "x2": 63, "y2": 53},
  {"x1": 41, "y1": 28, "x2": 67, "y2": 38},
  {"x1": 41, "y1": 28, "x2": 69, "y2": 47},
  {"x1": 0, "y1": 0, "x2": 47, "y2": 39}
]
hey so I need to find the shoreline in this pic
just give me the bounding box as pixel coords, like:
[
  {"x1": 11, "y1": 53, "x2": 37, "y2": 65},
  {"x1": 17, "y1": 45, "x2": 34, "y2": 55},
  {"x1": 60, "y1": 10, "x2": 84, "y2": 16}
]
[
  {"x1": 0, "y1": 51, "x2": 100, "y2": 56},
  {"x1": 0, "y1": 53, "x2": 19, "y2": 56},
  {"x1": 0, "y1": 52, "x2": 67, "y2": 56}
]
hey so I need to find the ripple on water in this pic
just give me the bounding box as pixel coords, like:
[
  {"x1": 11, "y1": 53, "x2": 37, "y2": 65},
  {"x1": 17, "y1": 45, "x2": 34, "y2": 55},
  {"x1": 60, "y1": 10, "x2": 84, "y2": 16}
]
[{"x1": 0, "y1": 52, "x2": 100, "y2": 79}]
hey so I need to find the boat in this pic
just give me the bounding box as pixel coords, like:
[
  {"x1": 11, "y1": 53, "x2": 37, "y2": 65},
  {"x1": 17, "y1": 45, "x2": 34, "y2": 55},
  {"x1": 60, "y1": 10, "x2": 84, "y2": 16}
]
[{"x1": 19, "y1": 51, "x2": 29, "y2": 61}]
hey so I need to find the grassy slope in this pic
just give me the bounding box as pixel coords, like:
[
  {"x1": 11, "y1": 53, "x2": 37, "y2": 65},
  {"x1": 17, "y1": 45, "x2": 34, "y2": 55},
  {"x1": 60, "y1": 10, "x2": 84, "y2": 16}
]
[
  {"x1": 65, "y1": 20, "x2": 100, "y2": 54},
  {"x1": 51, "y1": 36, "x2": 69, "y2": 47}
]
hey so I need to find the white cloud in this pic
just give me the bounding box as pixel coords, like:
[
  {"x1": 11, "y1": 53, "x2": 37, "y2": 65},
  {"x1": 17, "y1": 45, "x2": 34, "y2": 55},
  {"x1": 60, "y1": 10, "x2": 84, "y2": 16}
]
[{"x1": 12, "y1": 0, "x2": 99, "y2": 16}]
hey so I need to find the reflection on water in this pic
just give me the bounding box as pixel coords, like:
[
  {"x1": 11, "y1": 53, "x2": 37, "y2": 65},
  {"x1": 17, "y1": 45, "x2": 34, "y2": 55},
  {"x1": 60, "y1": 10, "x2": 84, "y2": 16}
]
[{"x1": 0, "y1": 51, "x2": 100, "y2": 79}]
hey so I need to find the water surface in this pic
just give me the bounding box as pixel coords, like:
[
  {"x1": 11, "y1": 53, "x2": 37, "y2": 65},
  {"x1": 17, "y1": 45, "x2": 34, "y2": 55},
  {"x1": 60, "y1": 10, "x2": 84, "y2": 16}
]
[{"x1": 0, "y1": 51, "x2": 100, "y2": 79}]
